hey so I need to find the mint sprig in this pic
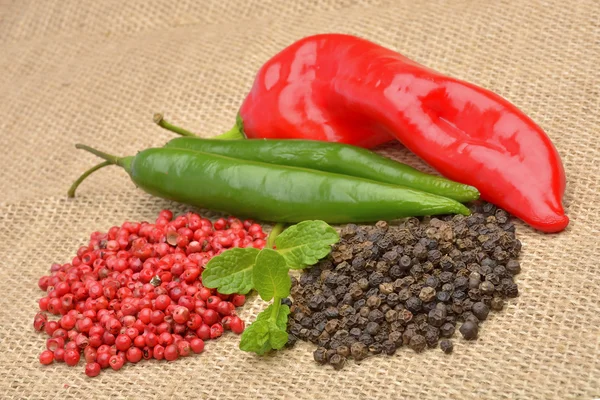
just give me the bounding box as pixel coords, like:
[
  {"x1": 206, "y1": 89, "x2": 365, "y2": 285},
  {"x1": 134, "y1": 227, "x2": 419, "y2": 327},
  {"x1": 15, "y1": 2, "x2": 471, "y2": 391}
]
[
  {"x1": 275, "y1": 220, "x2": 339, "y2": 269},
  {"x1": 252, "y1": 249, "x2": 291, "y2": 301},
  {"x1": 200, "y1": 220, "x2": 340, "y2": 355},
  {"x1": 202, "y1": 247, "x2": 259, "y2": 294},
  {"x1": 239, "y1": 303, "x2": 290, "y2": 355}
]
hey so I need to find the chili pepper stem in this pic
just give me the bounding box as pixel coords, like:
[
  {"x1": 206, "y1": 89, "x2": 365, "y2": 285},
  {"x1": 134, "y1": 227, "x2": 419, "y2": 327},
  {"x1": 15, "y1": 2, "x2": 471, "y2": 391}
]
[
  {"x1": 74, "y1": 144, "x2": 128, "y2": 167},
  {"x1": 212, "y1": 124, "x2": 244, "y2": 140},
  {"x1": 153, "y1": 113, "x2": 197, "y2": 137},
  {"x1": 67, "y1": 161, "x2": 112, "y2": 198},
  {"x1": 153, "y1": 113, "x2": 245, "y2": 140}
]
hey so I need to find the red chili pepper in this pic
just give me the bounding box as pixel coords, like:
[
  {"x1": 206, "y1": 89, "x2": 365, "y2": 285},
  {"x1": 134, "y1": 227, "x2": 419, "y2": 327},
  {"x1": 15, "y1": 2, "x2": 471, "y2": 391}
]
[{"x1": 237, "y1": 33, "x2": 568, "y2": 233}]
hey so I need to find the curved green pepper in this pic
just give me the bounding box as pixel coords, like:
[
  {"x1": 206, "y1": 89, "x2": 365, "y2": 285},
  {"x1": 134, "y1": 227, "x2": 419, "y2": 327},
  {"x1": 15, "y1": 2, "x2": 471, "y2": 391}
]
[
  {"x1": 163, "y1": 137, "x2": 479, "y2": 203},
  {"x1": 72, "y1": 144, "x2": 470, "y2": 223}
]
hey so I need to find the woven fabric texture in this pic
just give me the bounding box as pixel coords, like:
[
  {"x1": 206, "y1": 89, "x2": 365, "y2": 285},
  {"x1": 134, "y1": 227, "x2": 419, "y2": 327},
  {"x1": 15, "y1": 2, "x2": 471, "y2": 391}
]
[{"x1": 1, "y1": 0, "x2": 599, "y2": 398}]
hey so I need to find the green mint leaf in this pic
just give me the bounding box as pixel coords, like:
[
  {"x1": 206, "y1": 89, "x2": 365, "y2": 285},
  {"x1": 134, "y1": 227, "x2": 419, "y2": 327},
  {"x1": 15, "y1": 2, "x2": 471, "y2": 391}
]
[
  {"x1": 269, "y1": 303, "x2": 290, "y2": 349},
  {"x1": 239, "y1": 319, "x2": 272, "y2": 355},
  {"x1": 239, "y1": 303, "x2": 290, "y2": 354},
  {"x1": 269, "y1": 322, "x2": 289, "y2": 350},
  {"x1": 201, "y1": 247, "x2": 259, "y2": 294},
  {"x1": 252, "y1": 249, "x2": 291, "y2": 301},
  {"x1": 275, "y1": 220, "x2": 339, "y2": 269}
]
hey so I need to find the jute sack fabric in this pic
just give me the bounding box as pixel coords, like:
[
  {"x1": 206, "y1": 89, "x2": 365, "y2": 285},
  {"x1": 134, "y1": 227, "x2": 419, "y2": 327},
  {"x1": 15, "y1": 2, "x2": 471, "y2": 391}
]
[{"x1": 0, "y1": 0, "x2": 598, "y2": 398}]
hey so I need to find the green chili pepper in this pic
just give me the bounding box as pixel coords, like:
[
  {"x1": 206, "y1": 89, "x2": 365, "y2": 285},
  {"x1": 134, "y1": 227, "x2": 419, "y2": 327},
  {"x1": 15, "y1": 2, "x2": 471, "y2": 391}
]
[
  {"x1": 71, "y1": 144, "x2": 471, "y2": 223},
  {"x1": 163, "y1": 137, "x2": 479, "y2": 203}
]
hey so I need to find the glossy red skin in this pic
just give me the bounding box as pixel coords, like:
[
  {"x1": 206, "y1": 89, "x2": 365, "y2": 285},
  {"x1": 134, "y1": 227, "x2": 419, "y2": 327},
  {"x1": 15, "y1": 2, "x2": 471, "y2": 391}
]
[{"x1": 239, "y1": 33, "x2": 568, "y2": 232}]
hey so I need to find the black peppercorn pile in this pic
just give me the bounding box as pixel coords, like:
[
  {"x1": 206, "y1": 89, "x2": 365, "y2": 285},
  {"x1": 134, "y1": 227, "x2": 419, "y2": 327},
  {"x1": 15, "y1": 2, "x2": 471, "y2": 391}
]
[{"x1": 285, "y1": 202, "x2": 522, "y2": 370}]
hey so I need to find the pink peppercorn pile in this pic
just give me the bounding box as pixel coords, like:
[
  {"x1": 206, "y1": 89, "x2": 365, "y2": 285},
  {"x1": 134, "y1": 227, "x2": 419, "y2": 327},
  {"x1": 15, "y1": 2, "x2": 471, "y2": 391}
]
[{"x1": 33, "y1": 210, "x2": 266, "y2": 377}]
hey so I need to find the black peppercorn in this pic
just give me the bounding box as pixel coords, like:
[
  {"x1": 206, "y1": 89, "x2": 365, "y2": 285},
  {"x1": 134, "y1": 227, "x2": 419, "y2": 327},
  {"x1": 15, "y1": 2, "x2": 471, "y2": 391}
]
[
  {"x1": 440, "y1": 322, "x2": 455, "y2": 338},
  {"x1": 300, "y1": 316, "x2": 314, "y2": 328},
  {"x1": 422, "y1": 301, "x2": 437, "y2": 313},
  {"x1": 379, "y1": 282, "x2": 394, "y2": 295},
  {"x1": 402, "y1": 325, "x2": 418, "y2": 345},
  {"x1": 468, "y1": 288, "x2": 482, "y2": 301},
  {"x1": 486, "y1": 273, "x2": 500, "y2": 285},
  {"x1": 339, "y1": 304, "x2": 356, "y2": 317},
  {"x1": 454, "y1": 276, "x2": 469, "y2": 291},
  {"x1": 440, "y1": 339, "x2": 453, "y2": 354},
  {"x1": 472, "y1": 302, "x2": 490, "y2": 321},
  {"x1": 388, "y1": 331, "x2": 403, "y2": 345},
  {"x1": 351, "y1": 256, "x2": 367, "y2": 270},
  {"x1": 315, "y1": 320, "x2": 326, "y2": 332},
  {"x1": 309, "y1": 329, "x2": 321, "y2": 343},
  {"x1": 351, "y1": 342, "x2": 369, "y2": 361},
  {"x1": 480, "y1": 281, "x2": 495, "y2": 295},
  {"x1": 419, "y1": 287, "x2": 437, "y2": 302},
  {"x1": 365, "y1": 321, "x2": 380, "y2": 336},
  {"x1": 490, "y1": 297, "x2": 504, "y2": 311},
  {"x1": 425, "y1": 276, "x2": 440, "y2": 288},
  {"x1": 382, "y1": 340, "x2": 397, "y2": 355},
  {"x1": 505, "y1": 260, "x2": 521, "y2": 275},
  {"x1": 389, "y1": 265, "x2": 405, "y2": 279},
  {"x1": 357, "y1": 277, "x2": 369, "y2": 290},
  {"x1": 493, "y1": 265, "x2": 507, "y2": 278},
  {"x1": 428, "y1": 308, "x2": 447, "y2": 327},
  {"x1": 359, "y1": 334, "x2": 374, "y2": 346},
  {"x1": 436, "y1": 291, "x2": 451, "y2": 302},
  {"x1": 324, "y1": 307, "x2": 339, "y2": 319},
  {"x1": 366, "y1": 295, "x2": 381, "y2": 309},
  {"x1": 329, "y1": 354, "x2": 346, "y2": 370},
  {"x1": 368, "y1": 271, "x2": 385, "y2": 287},
  {"x1": 459, "y1": 320, "x2": 479, "y2": 340},
  {"x1": 439, "y1": 271, "x2": 454, "y2": 283},
  {"x1": 385, "y1": 309, "x2": 398, "y2": 323},
  {"x1": 350, "y1": 286, "x2": 363, "y2": 299},
  {"x1": 336, "y1": 275, "x2": 351, "y2": 287},
  {"x1": 424, "y1": 328, "x2": 440, "y2": 347},
  {"x1": 505, "y1": 283, "x2": 519, "y2": 298},
  {"x1": 325, "y1": 319, "x2": 340, "y2": 334},
  {"x1": 406, "y1": 296, "x2": 423, "y2": 313},
  {"x1": 337, "y1": 345, "x2": 350, "y2": 357},
  {"x1": 368, "y1": 309, "x2": 384, "y2": 322},
  {"x1": 313, "y1": 347, "x2": 328, "y2": 364},
  {"x1": 452, "y1": 290, "x2": 467, "y2": 301},
  {"x1": 409, "y1": 334, "x2": 427, "y2": 352},
  {"x1": 400, "y1": 309, "x2": 413, "y2": 324},
  {"x1": 324, "y1": 295, "x2": 338, "y2": 308},
  {"x1": 368, "y1": 343, "x2": 383, "y2": 354},
  {"x1": 286, "y1": 333, "x2": 298, "y2": 347},
  {"x1": 469, "y1": 272, "x2": 481, "y2": 289},
  {"x1": 382, "y1": 250, "x2": 399, "y2": 263},
  {"x1": 399, "y1": 255, "x2": 412, "y2": 269},
  {"x1": 318, "y1": 331, "x2": 331, "y2": 347},
  {"x1": 334, "y1": 285, "x2": 348, "y2": 300},
  {"x1": 353, "y1": 298, "x2": 366, "y2": 310}
]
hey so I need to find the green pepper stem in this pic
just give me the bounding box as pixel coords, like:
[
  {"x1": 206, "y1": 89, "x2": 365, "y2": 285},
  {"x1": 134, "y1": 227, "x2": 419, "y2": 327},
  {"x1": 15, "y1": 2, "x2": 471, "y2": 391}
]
[
  {"x1": 75, "y1": 144, "x2": 123, "y2": 165},
  {"x1": 67, "y1": 161, "x2": 112, "y2": 198},
  {"x1": 212, "y1": 124, "x2": 245, "y2": 140},
  {"x1": 153, "y1": 113, "x2": 197, "y2": 137},
  {"x1": 153, "y1": 113, "x2": 245, "y2": 140}
]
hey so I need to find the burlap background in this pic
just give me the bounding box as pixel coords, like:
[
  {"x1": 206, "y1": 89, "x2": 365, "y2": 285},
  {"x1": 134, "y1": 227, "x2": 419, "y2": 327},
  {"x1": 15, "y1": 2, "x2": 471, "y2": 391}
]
[{"x1": 1, "y1": 0, "x2": 599, "y2": 398}]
